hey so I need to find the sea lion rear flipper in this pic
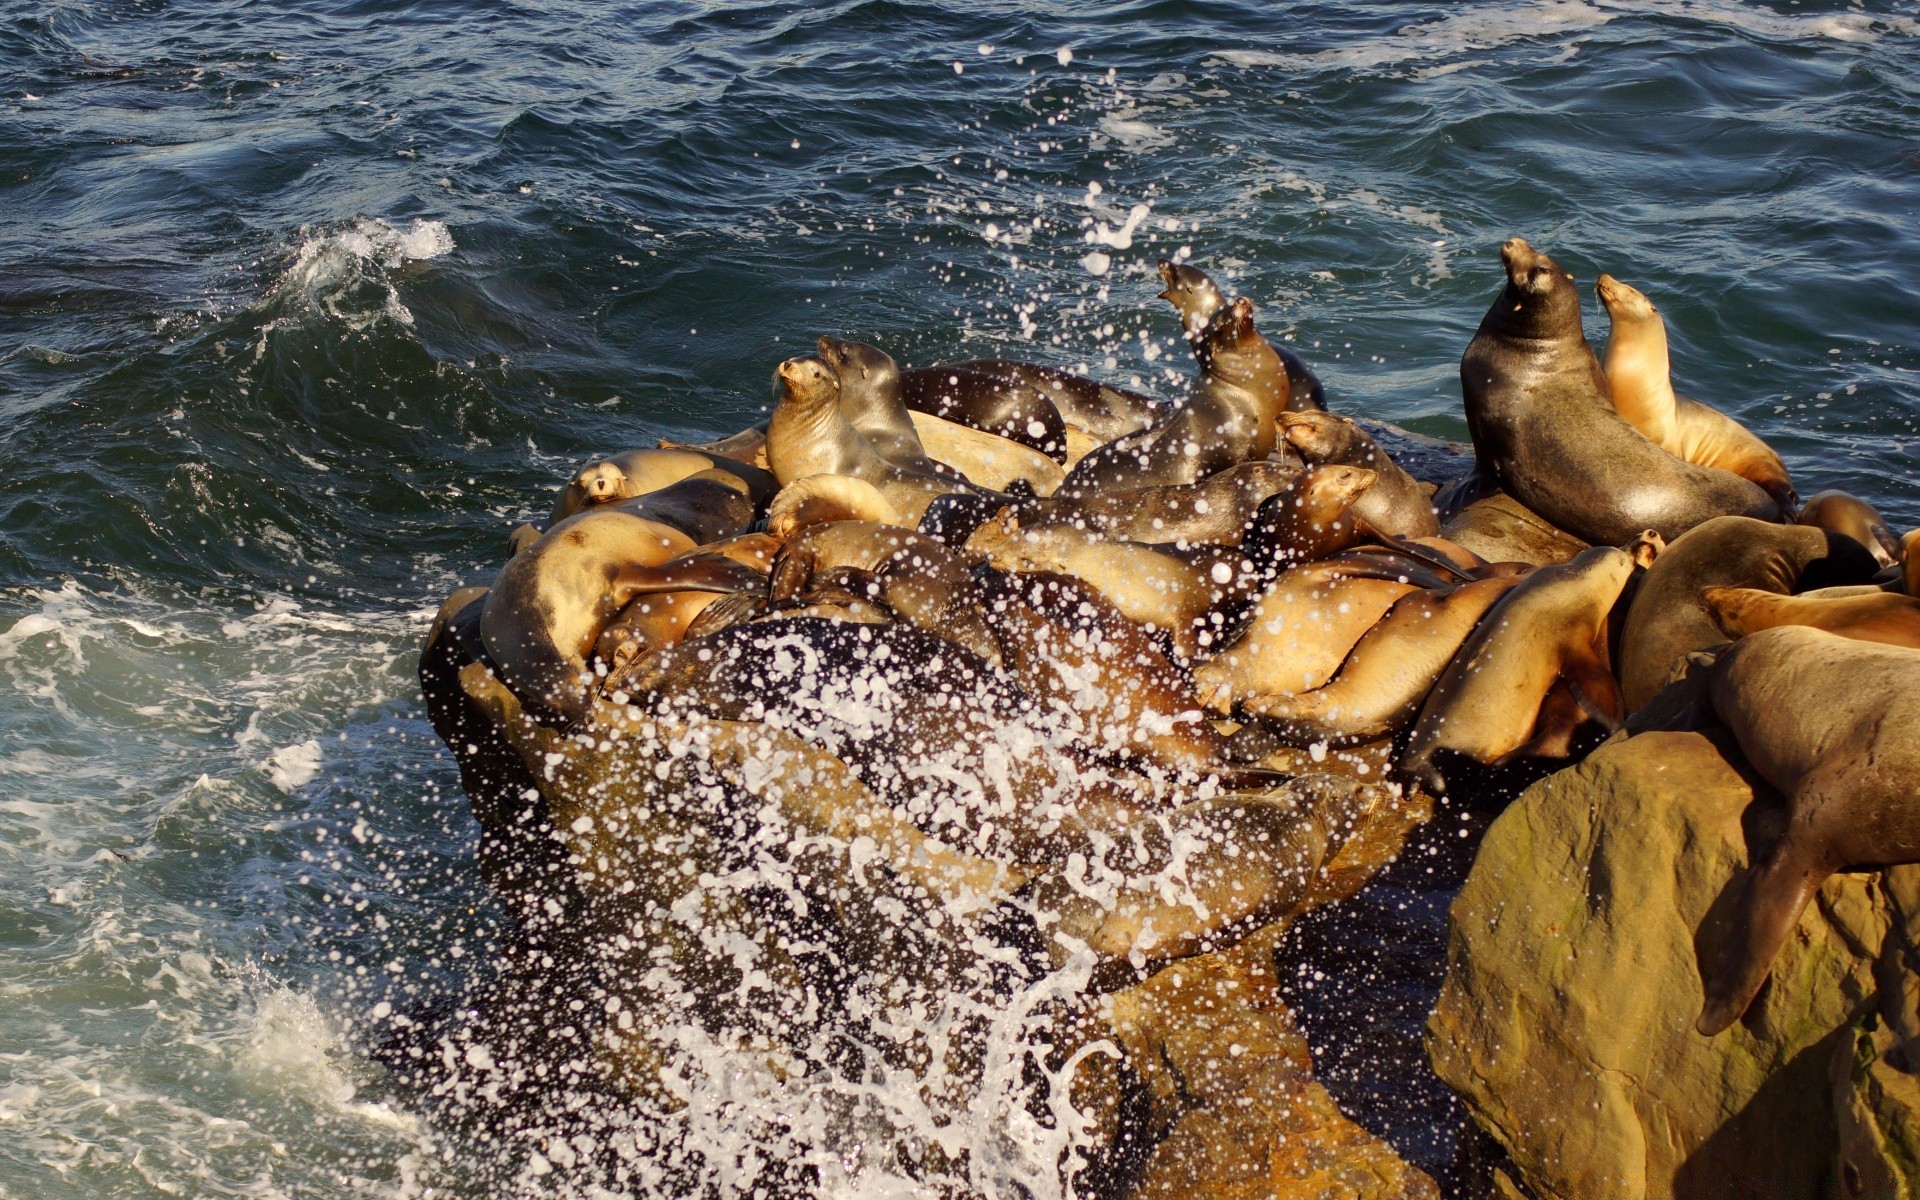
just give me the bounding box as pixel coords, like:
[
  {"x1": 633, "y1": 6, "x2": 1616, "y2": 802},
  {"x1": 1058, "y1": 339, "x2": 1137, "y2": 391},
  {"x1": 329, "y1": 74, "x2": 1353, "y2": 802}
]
[{"x1": 1697, "y1": 819, "x2": 1831, "y2": 1036}]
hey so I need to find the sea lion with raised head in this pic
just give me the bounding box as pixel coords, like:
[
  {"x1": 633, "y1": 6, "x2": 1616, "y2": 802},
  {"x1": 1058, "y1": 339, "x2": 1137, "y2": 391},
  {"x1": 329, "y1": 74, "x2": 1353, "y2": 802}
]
[
  {"x1": 1617, "y1": 515, "x2": 1883, "y2": 711},
  {"x1": 1156, "y1": 260, "x2": 1328, "y2": 412},
  {"x1": 478, "y1": 473, "x2": 768, "y2": 724},
  {"x1": 1696, "y1": 627, "x2": 1920, "y2": 1035},
  {"x1": 1795, "y1": 490, "x2": 1903, "y2": 570},
  {"x1": 813, "y1": 335, "x2": 936, "y2": 469},
  {"x1": 766, "y1": 356, "x2": 994, "y2": 524},
  {"x1": 1279, "y1": 410, "x2": 1439, "y2": 537},
  {"x1": 1401, "y1": 533, "x2": 1664, "y2": 794},
  {"x1": 1236, "y1": 465, "x2": 1380, "y2": 574},
  {"x1": 1461, "y1": 238, "x2": 1778, "y2": 544},
  {"x1": 1701, "y1": 585, "x2": 1920, "y2": 650},
  {"x1": 1596, "y1": 274, "x2": 1797, "y2": 513},
  {"x1": 1237, "y1": 575, "x2": 1523, "y2": 747},
  {"x1": 1059, "y1": 295, "x2": 1289, "y2": 496}
]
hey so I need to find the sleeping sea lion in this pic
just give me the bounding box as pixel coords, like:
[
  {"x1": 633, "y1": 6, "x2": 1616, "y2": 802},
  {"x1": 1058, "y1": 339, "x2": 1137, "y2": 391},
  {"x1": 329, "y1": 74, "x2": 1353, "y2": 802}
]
[
  {"x1": 937, "y1": 358, "x2": 1165, "y2": 444},
  {"x1": 1701, "y1": 585, "x2": 1920, "y2": 649},
  {"x1": 1279, "y1": 410, "x2": 1439, "y2": 537},
  {"x1": 1193, "y1": 564, "x2": 1421, "y2": 713},
  {"x1": 766, "y1": 356, "x2": 992, "y2": 524},
  {"x1": 1462, "y1": 238, "x2": 1778, "y2": 545},
  {"x1": 1617, "y1": 515, "x2": 1882, "y2": 711},
  {"x1": 1156, "y1": 260, "x2": 1327, "y2": 411},
  {"x1": 908, "y1": 410, "x2": 1066, "y2": 494},
  {"x1": 769, "y1": 520, "x2": 1000, "y2": 665},
  {"x1": 1697, "y1": 627, "x2": 1920, "y2": 1035},
  {"x1": 1237, "y1": 575, "x2": 1522, "y2": 747},
  {"x1": 1596, "y1": 274, "x2": 1797, "y2": 514},
  {"x1": 550, "y1": 448, "x2": 779, "y2": 523},
  {"x1": 897, "y1": 364, "x2": 1071, "y2": 461},
  {"x1": 1059, "y1": 295, "x2": 1289, "y2": 496},
  {"x1": 1237, "y1": 465, "x2": 1380, "y2": 573},
  {"x1": 766, "y1": 474, "x2": 905, "y2": 538},
  {"x1": 1795, "y1": 490, "x2": 1903, "y2": 570},
  {"x1": 478, "y1": 472, "x2": 767, "y2": 724},
  {"x1": 1401, "y1": 534, "x2": 1664, "y2": 794}
]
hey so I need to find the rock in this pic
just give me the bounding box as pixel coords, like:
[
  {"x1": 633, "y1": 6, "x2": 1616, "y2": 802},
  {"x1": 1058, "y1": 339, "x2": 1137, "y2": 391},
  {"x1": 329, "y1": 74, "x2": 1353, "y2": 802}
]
[
  {"x1": 1427, "y1": 729, "x2": 1920, "y2": 1200},
  {"x1": 1110, "y1": 924, "x2": 1440, "y2": 1200},
  {"x1": 1443, "y1": 493, "x2": 1588, "y2": 567}
]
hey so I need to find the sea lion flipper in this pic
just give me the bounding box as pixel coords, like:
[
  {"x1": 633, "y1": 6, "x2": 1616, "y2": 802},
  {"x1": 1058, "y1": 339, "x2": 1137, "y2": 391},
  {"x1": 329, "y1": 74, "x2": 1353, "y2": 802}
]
[
  {"x1": 1697, "y1": 825, "x2": 1830, "y2": 1036},
  {"x1": 610, "y1": 556, "x2": 766, "y2": 607},
  {"x1": 1563, "y1": 631, "x2": 1626, "y2": 731}
]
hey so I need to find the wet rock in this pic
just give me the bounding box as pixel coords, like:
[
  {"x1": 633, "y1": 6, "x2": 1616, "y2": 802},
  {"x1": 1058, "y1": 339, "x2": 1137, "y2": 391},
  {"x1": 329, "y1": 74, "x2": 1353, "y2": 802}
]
[
  {"x1": 1442, "y1": 493, "x2": 1588, "y2": 567},
  {"x1": 1427, "y1": 729, "x2": 1920, "y2": 1199},
  {"x1": 1109, "y1": 924, "x2": 1440, "y2": 1200}
]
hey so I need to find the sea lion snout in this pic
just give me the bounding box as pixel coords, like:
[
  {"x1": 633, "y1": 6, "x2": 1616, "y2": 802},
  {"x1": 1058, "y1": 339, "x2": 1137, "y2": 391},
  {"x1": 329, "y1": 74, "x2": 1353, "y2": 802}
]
[
  {"x1": 776, "y1": 354, "x2": 837, "y2": 395},
  {"x1": 1595, "y1": 273, "x2": 1655, "y2": 317},
  {"x1": 1499, "y1": 236, "x2": 1560, "y2": 293}
]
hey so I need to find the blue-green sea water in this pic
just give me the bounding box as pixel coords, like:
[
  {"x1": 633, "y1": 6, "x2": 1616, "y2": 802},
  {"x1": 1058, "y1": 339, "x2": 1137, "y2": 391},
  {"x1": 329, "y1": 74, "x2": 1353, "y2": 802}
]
[{"x1": 3, "y1": 2, "x2": 1918, "y2": 1196}]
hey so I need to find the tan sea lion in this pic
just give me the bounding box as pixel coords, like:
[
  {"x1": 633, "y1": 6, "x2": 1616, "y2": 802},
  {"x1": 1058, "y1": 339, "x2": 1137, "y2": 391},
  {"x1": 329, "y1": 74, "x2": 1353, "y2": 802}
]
[
  {"x1": 908, "y1": 410, "x2": 1065, "y2": 494},
  {"x1": 550, "y1": 447, "x2": 778, "y2": 523},
  {"x1": 1059, "y1": 296, "x2": 1289, "y2": 496},
  {"x1": 1697, "y1": 627, "x2": 1920, "y2": 1035},
  {"x1": 1236, "y1": 465, "x2": 1379, "y2": 572},
  {"x1": 662, "y1": 424, "x2": 771, "y2": 471},
  {"x1": 1701, "y1": 585, "x2": 1920, "y2": 649},
  {"x1": 1462, "y1": 238, "x2": 1778, "y2": 545},
  {"x1": 1402, "y1": 534, "x2": 1664, "y2": 794},
  {"x1": 1617, "y1": 516, "x2": 1882, "y2": 711},
  {"x1": 1279, "y1": 410, "x2": 1439, "y2": 538},
  {"x1": 1193, "y1": 564, "x2": 1421, "y2": 713},
  {"x1": 1596, "y1": 274, "x2": 1797, "y2": 513},
  {"x1": 765, "y1": 474, "x2": 905, "y2": 538},
  {"x1": 814, "y1": 335, "x2": 935, "y2": 468},
  {"x1": 766, "y1": 357, "x2": 989, "y2": 524},
  {"x1": 1155, "y1": 260, "x2": 1328, "y2": 412},
  {"x1": 1794, "y1": 489, "x2": 1903, "y2": 569},
  {"x1": 1238, "y1": 575, "x2": 1522, "y2": 746},
  {"x1": 478, "y1": 473, "x2": 767, "y2": 724}
]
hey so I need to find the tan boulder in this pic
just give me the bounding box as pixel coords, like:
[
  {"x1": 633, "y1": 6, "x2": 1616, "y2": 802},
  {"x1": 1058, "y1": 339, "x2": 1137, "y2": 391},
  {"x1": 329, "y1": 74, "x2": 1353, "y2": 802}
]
[
  {"x1": 1428, "y1": 729, "x2": 1920, "y2": 1199},
  {"x1": 1443, "y1": 493, "x2": 1588, "y2": 567}
]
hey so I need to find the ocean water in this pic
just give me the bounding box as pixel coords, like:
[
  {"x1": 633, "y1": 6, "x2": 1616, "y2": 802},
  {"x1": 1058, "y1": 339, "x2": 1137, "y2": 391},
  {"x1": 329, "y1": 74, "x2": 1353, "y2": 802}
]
[{"x1": 2, "y1": 1, "x2": 1917, "y2": 1196}]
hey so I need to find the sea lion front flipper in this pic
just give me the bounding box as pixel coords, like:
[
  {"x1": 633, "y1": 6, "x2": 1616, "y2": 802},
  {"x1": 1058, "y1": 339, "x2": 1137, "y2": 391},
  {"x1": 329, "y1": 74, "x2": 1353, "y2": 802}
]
[{"x1": 1696, "y1": 802, "x2": 1833, "y2": 1036}]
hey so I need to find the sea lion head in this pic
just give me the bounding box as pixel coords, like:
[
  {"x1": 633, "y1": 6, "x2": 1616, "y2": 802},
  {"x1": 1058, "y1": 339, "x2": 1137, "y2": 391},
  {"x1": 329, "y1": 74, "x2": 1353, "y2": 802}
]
[
  {"x1": 569, "y1": 459, "x2": 630, "y2": 507},
  {"x1": 1595, "y1": 274, "x2": 1657, "y2": 321},
  {"x1": 1242, "y1": 464, "x2": 1378, "y2": 570},
  {"x1": 1494, "y1": 237, "x2": 1583, "y2": 336},
  {"x1": 1157, "y1": 259, "x2": 1228, "y2": 339},
  {"x1": 1277, "y1": 410, "x2": 1361, "y2": 464},
  {"x1": 1194, "y1": 295, "x2": 1262, "y2": 366},
  {"x1": 775, "y1": 354, "x2": 840, "y2": 410},
  {"x1": 816, "y1": 335, "x2": 901, "y2": 398}
]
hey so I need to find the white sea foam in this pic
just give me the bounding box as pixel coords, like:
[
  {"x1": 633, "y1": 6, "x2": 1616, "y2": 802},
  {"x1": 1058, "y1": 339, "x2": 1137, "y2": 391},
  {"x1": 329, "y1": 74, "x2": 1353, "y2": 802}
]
[{"x1": 265, "y1": 217, "x2": 454, "y2": 330}]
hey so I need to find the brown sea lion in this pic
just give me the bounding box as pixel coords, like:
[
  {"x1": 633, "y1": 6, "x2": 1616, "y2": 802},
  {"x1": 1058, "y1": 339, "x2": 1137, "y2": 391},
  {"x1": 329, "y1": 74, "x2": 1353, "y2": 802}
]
[
  {"x1": 593, "y1": 584, "x2": 752, "y2": 682},
  {"x1": 1279, "y1": 410, "x2": 1439, "y2": 537},
  {"x1": 814, "y1": 335, "x2": 936, "y2": 469},
  {"x1": 1238, "y1": 575, "x2": 1523, "y2": 747},
  {"x1": 1596, "y1": 274, "x2": 1797, "y2": 513},
  {"x1": 938, "y1": 358, "x2": 1165, "y2": 444},
  {"x1": 1702, "y1": 585, "x2": 1920, "y2": 649},
  {"x1": 549, "y1": 447, "x2": 779, "y2": 523},
  {"x1": 1697, "y1": 627, "x2": 1920, "y2": 1035},
  {"x1": 1059, "y1": 296, "x2": 1289, "y2": 496},
  {"x1": 769, "y1": 520, "x2": 1000, "y2": 665},
  {"x1": 1193, "y1": 565, "x2": 1421, "y2": 713},
  {"x1": 1155, "y1": 260, "x2": 1328, "y2": 412},
  {"x1": 1237, "y1": 465, "x2": 1380, "y2": 573},
  {"x1": 766, "y1": 357, "x2": 992, "y2": 524},
  {"x1": 1461, "y1": 238, "x2": 1778, "y2": 545},
  {"x1": 897, "y1": 364, "x2": 1071, "y2": 461},
  {"x1": 908, "y1": 410, "x2": 1065, "y2": 494},
  {"x1": 478, "y1": 473, "x2": 767, "y2": 724},
  {"x1": 1794, "y1": 490, "x2": 1903, "y2": 570},
  {"x1": 1402, "y1": 534, "x2": 1664, "y2": 794},
  {"x1": 1617, "y1": 515, "x2": 1882, "y2": 711}
]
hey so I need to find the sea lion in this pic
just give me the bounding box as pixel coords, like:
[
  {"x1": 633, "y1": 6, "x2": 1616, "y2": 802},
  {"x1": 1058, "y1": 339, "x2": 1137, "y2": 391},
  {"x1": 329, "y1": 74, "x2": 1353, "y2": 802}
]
[
  {"x1": 1617, "y1": 515, "x2": 1883, "y2": 711},
  {"x1": 769, "y1": 520, "x2": 1001, "y2": 665},
  {"x1": 1701, "y1": 585, "x2": 1920, "y2": 649},
  {"x1": 938, "y1": 358, "x2": 1165, "y2": 444},
  {"x1": 897, "y1": 365, "x2": 1071, "y2": 461},
  {"x1": 1402, "y1": 534, "x2": 1664, "y2": 794},
  {"x1": 593, "y1": 583, "x2": 755, "y2": 682},
  {"x1": 814, "y1": 335, "x2": 933, "y2": 468},
  {"x1": 1237, "y1": 575, "x2": 1523, "y2": 746},
  {"x1": 1156, "y1": 260, "x2": 1327, "y2": 412},
  {"x1": 908, "y1": 410, "x2": 1066, "y2": 494},
  {"x1": 966, "y1": 516, "x2": 1254, "y2": 657},
  {"x1": 915, "y1": 460, "x2": 1298, "y2": 549},
  {"x1": 550, "y1": 448, "x2": 778, "y2": 523},
  {"x1": 1596, "y1": 274, "x2": 1797, "y2": 513},
  {"x1": 1059, "y1": 295, "x2": 1289, "y2": 496},
  {"x1": 1461, "y1": 238, "x2": 1778, "y2": 545},
  {"x1": 1697, "y1": 627, "x2": 1920, "y2": 1035},
  {"x1": 662, "y1": 425, "x2": 771, "y2": 472},
  {"x1": 765, "y1": 474, "x2": 905, "y2": 538},
  {"x1": 1237, "y1": 465, "x2": 1380, "y2": 573},
  {"x1": 478, "y1": 473, "x2": 767, "y2": 724},
  {"x1": 1795, "y1": 490, "x2": 1903, "y2": 570},
  {"x1": 766, "y1": 356, "x2": 991, "y2": 523},
  {"x1": 1193, "y1": 564, "x2": 1421, "y2": 713},
  {"x1": 1279, "y1": 410, "x2": 1439, "y2": 537}
]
